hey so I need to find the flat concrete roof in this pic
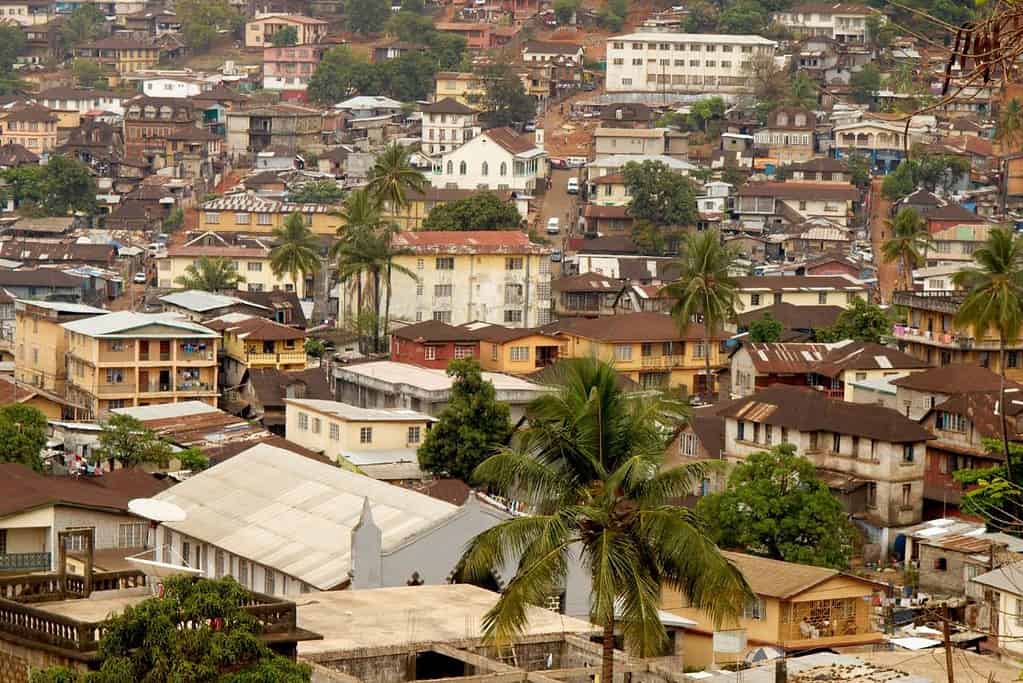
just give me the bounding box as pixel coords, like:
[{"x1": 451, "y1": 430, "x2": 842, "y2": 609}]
[
  {"x1": 38, "y1": 587, "x2": 150, "y2": 622},
  {"x1": 297, "y1": 584, "x2": 595, "y2": 656}
]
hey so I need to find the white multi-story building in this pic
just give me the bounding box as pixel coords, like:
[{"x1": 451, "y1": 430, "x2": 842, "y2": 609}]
[
  {"x1": 431, "y1": 126, "x2": 545, "y2": 194},
  {"x1": 773, "y1": 3, "x2": 879, "y2": 44},
  {"x1": 420, "y1": 98, "x2": 480, "y2": 157},
  {"x1": 605, "y1": 32, "x2": 776, "y2": 94}
]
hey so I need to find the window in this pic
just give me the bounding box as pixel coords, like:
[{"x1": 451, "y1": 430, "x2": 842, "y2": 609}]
[
  {"x1": 258, "y1": 213, "x2": 271, "y2": 225},
  {"x1": 504, "y1": 310, "x2": 523, "y2": 324},
  {"x1": 614, "y1": 344, "x2": 632, "y2": 361},
  {"x1": 247, "y1": 262, "x2": 262, "y2": 272},
  {"x1": 238, "y1": 559, "x2": 249, "y2": 588},
  {"x1": 264, "y1": 568, "x2": 276, "y2": 595},
  {"x1": 408, "y1": 426, "x2": 421, "y2": 444},
  {"x1": 118, "y1": 523, "x2": 146, "y2": 548},
  {"x1": 680, "y1": 432, "x2": 698, "y2": 457},
  {"x1": 773, "y1": 292, "x2": 783, "y2": 304},
  {"x1": 204, "y1": 211, "x2": 219, "y2": 224},
  {"x1": 818, "y1": 292, "x2": 828, "y2": 304},
  {"x1": 743, "y1": 597, "x2": 765, "y2": 620},
  {"x1": 215, "y1": 549, "x2": 225, "y2": 578},
  {"x1": 433, "y1": 311, "x2": 452, "y2": 323},
  {"x1": 454, "y1": 344, "x2": 474, "y2": 359},
  {"x1": 105, "y1": 369, "x2": 124, "y2": 384},
  {"x1": 750, "y1": 293, "x2": 761, "y2": 306},
  {"x1": 500, "y1": 162, "x2": 507, "y2": 176},
  {"x1": 436, "y1": 257, "x2": 454, "y2": 270},
  {"x1": 737, "y1": 421, "x2": 745, "y2": 440},
  {"x1": 1016, "y1": 598, "x2": 1023, "y2": 627},
  {"x1": 481, "y1": 161, "x2": 488, "y2": 176},
  {"x1": 902, "y1": 444, "x2": 915, "y2": 463},
  {"x1": 753, "y1": 422, "x2": 760, "y2": 443},
  {"x1": 809, "y1": 431, "x2": 818, "y2": 450},
  {"x1": 832, "y1": 433, "x2": 841, "y2": 453},
  {"x1": 765, "y1": 424, "x2": 773, "y2": 445},
  {"x1": 505, "y1": 257, "x2": 523, "y2": 270},
  {"x1": 434, "y1": 284, "x2": 453, "y2": 298},
  {"x1": 901, "y1": 483, "x2": 912, "y2": 508},
  {"x1": 298, "y1": 412, "x2": 309, "y2": 430},
  {"x1": 416, "y1": 283, "x2": 424, "y2": 296},
  {"x1": 330, "y1": 422, "x2": 340, "y2": 441},
  {"x1": 417, "y1": 258, "x2": 424, "y2": 270},
  {"x1": 781, "y1": 427, "x2": 789, "y2": 443},
  {"x1": 936, "y1": 411, "x2": 967, "y2": 432},
  {"x1": 311, "y1": 417, "x2": 321, "y2": 434},
  {"x1": 511, "y1": 346, "x2": 529, "y2": 362},
  {"x1": 459, "y1": 160, "x2": 467, "y2": 175},
  {"x1": 866, "y1": 482, "x2": 877, "y2": 508},
  {"x1": 235, "y1": 212, "x2": 250, "y2": 224},
  {"x1": 693, "y1": 341, "x2": 707, "y2": 359},
  {"x1": 358, "y1": 427, "x2": 373, "y2": 444},
  {"x1": 182, "y1": 541, "x2": 191, "y2": 566},
  {"x1": 934, "y1": 557, "x2": 948, "y2": 572}
]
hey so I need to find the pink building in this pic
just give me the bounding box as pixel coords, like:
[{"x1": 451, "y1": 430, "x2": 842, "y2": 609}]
[{"x1": 262, "y1": 46, "x2": 324, "y2": 100}]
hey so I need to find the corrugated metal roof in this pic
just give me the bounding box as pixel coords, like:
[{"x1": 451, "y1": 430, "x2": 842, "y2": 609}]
[
  {"x1": 287, "y1": 399, "x2": 436, "y2": 423},
  {"x1": 61, "y1": 311, "x2": 219, "y2": 338},
  {"x1": 157, "y1": 443, "x2": 459, "y2": 589}
]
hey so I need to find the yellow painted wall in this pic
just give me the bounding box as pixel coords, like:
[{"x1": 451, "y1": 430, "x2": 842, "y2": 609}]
[
  {"x1": 479, "y1": 334, "x2": 564, "y2": 373},
  {"x1": 739, "y1": 289, "x2": 861, "y2": 312},
  {"x1": 157, "y1": 254, "x2": 308, "y2": 298},
  {"x1": 199, "y1": 209, "x2": 341, "y2": 236},
  {"x1": 284, "y1": 402, "x2": 431, "y2": 462},
  {"x1": 15, "y1": 313, "x2": 69, "y2": 393}
]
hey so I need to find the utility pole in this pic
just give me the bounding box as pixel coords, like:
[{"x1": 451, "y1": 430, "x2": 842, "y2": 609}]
[{"x1": 942, "y1": 605, "x2": 955, "y2": 683}]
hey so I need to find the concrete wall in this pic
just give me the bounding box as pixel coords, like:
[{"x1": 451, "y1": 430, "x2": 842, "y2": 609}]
[{"x1": 0, "y1": 637, "x2": 88, "y2": 683}]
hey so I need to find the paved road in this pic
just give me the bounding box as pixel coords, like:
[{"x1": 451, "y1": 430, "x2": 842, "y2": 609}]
[
  {"x1": 538, "y1": 167, "x2": 583, "y2": 276},
  {"x1": 868, "y1": 177, "x2": 897, "y2": 303}
]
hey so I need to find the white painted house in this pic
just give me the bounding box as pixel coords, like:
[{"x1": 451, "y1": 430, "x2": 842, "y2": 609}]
[
  {"x1": 431, "y1": 126, "x2": 545, "y2": 194},
  {"x1": 420, "y1": 97, "x2": 480, "y2": 158},
  {"x1": 141, "y1": 77, "x2": 204, "y2": 99},
  {"x1": 36, "y1": 87, "x2": 125, "y2": 115}
]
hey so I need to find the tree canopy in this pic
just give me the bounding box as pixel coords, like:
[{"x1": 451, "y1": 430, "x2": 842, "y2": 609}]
[
  {"x1": 623, "y1": 160, "x2": 698, "y2": 227},
  {"x1": 2, "y1": 156, "x2": 99, "y2": 216},
  {"x1": 849, "y1": 64, "x2": 881, "y2": 107},
  {"x1": 747, "y1": 312, "x2": 784, "y2": 342},
  {"x1": 0, "y1": 404, "x2": 47, "y2": 471},
  {"x1": 697, "y1": 444, "x2": 856, "y2": 569},
  {"x1": 59, "y1": 4, "x2": 104, "y2": 53},
  {"x1": 30, "y1": 577, "x2": 311, "y2": 683},
  {"x1": 271, "y1": 25, "x2": 298, "y2": 46},
  {"x1": 175, "y1": 0, "x2": 241, "y2": 52},
  {"x1": 470, "y1": 63, "x2": 535, "y2": 128},
  {"x1": 421, "y1": 192, "x2": 522, "y2": 231},
  {"x1": 816, "y1": 297, "x2": 891, "y2": 343},
  {"x1": 93, "y1": 414, "x2": 173, "y2": 469},
  {"x1": 417, "y1": 358, "x2": 513, "y2": 481},
  {"x1": 287, "y1": 181, "x2": 345, "y2": 204},
  {"x1": 345, "y1": 0, "x2": 390, "y2": 35},
  {"x1": 72, "y1": 59, "x2": 107, "y2": 89},
  {"x1": 174, "y1": 255, "x2": 246, "y2": 292}
]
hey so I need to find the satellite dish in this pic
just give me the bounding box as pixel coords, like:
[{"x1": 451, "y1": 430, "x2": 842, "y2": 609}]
[
  {"x1": 129, "y1": 498, "x2": 187, "y2": 523},
  {"x1": 126, "y1": 555, "x2": 205, "y2": 580}
]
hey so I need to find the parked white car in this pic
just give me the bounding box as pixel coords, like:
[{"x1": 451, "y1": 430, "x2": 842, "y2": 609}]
[
  {"x1": 567, "y1": 177, "x2": 579, "y2": 194},
  {"x1": 547, "y1": 217, "x2": 560, "y2": 234}
]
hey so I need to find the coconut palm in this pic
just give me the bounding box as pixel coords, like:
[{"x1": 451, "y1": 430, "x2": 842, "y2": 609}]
[
  {"x1": 881, "y1": 207, "x2": 931, "y2": 292},
  {"x1": 270, "y1": 212, "x2": 322, "y2": 299},
  {"x1": 660, "y1": 229, "x2": 741, "y2": 401},
  {"x1": 953, "y1": 226, "x2": 1023, "y2": 480},
  {"x1": 459, "y1": 359, "x2": 750, "y2": 682},
  {"x1": 367, "y1": 142, "x2": 427, "y2": 210},
  {"x1": 173, "y1": 255, "x2": 244, "y2": 292},
  {"x1": 998, "y1": 98, "x2": 1023, "y2": 152}
]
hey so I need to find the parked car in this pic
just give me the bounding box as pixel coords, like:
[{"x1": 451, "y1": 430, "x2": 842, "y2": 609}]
[
  {"x1": 566, "y1": 157, "x2": 587, "y2": 167},
  {"x1": 133, "y1": 272, "x2": 147, "y2": 284},
  {"x1": 567, "y1": 177, "x2": 580, "y2": 194},
  {"x1": 549, "y1": 157, "x2": 568, "y2": 169},
  {"x1": 551, "y1": 249, "x2": 562, "y2": 262},
  {"x1": 547, "y1": 217, "x2": 560, "y2": 234},
  {"x1": 524, "y1": 120, "x2": 537, "y2": 132}
]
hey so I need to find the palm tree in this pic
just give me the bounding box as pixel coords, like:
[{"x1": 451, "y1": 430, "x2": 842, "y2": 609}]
[
  {"x1": 174, "y1": 255, "x2": 245, "y2": 292},
  {"x1": 661, "y1": 230, "x2": 741, "y2": 401},
  {"x1": 881, "y1": 208, "x2": 931, "y2": 292},
  {"x1": 367, "y1": 142, "x2": 427, "y2": 210},
  {"x1": 952, "y1": 226, "x2": 1023, "y2": 481},
  {"x1": 998, "y1": 98, "x2": 1023, "y2": 152},
  {"x1": 459, "y1": 359, "x2": 750, "y2": 682},
  {"x1": 271, "y1": 212, "x2": 322, "y2": 299}
]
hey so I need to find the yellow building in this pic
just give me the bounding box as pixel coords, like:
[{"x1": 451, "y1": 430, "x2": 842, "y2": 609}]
[
  {"x1": 663, "y1": 552, "x2": 883, "y2": 668},
  {"x1": 62, "y1": 312, "x2": 219, "y2": 420},
  {"x1": 212, "y1": 314, "x2": 307, "y2": 388},
  {"x1": 383, "y1": 188, "x2": 517, "y2": 230},
  {"x1": 546, "y1": 312, "x2": 727, "y2": 395},
  {"x1": 0, "y1": 375, "x2": 64, "y2": 420},
  {"x1": 74, "y1": 37, "x2": 159, "y2": 75},
  {"x1": 199, "y1": 193, "x2": 342, "y2": 236},
  {"x1": 284, "y1": 398, "x2": 435, "y2": 477},
  {"x1": 434, "y1": 71, "x2": 484, "y2": 105},
  {"x1": 587, "y1": 173, "x2": 630, "y2": 207},
  {"x1": 157, "y1": 242, "x2": 310, "y2": 298},
  {"x1": 474, "y1": 325, "x2": 563, "y2": 374},
  {"x1": 0, "y1": 104, "x2": 58, "y2": 153},
  {"x1": 14, "y1": 300, "x2": 107, "y2": 396},
  {"x1": 733, "y1": 275, "x2": 869, "y2": 313}
]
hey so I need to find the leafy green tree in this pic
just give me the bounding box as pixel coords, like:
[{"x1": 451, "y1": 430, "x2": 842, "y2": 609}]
[
  {"x1": 881, "y1": 208, "x2": 930, "y2": 292},
  {"x1": 271, "y1": 212, "x2": 321, "y2": 298},
  {"x1": 270, "y1": 25, "x2": 298, "y2": 47},
  {"x1": 683, "y1": 0, "x2": 718, "y2": 31},
  {"x1": 849, "y1": 64, "x2": 881, "y2": 107},
  {"x1": 426, "y1": 32, "x2": 467, "y2": 71},
  {"x1": 0, "y1": 23, "x2": 24, "y2": 73},
  {"x1": 623, "y1": 160, "x2": 698, "y2": 227},
  {"x1": 421, "y1": 192, "x2": 521, "y2": 231},
  {"x1": 553, "y1": 0, "x2": 579, "y2": 23},
  {"x1": 816, "y1": 297, "x2": 891, "y2": 343},
  {"x1": 916, "y1": 153, "x2": 971, "y2": 194},
  {"x1": 881, "y1": 159, "x2": 918, "y2": 201},
  {"x1": 998, "y1": 98, "x2": 1023, "y2": 152},
  {"x1": 748, "y1": 313, "x2": 783, "y2": 342},
  {"x1": 59, "y1": 4, "x2": 104, "y2": 53},
  {"x1": 386, "y1": 11, "x2": 433, "y2": 41},
  {"x1": 174, "y1": 255, "x2": 245, "y2": 292},
  {"x1": 177, "y1": 446, "x2": 209, "y2": 472},
  {"x1": 955, "y1": 439, "x2": 1023, "y2": 530},
  {"x1": 846, "y1": 153, "x2": 872, "y2": 191},
  {"x1": 953, "y1": 227, "x2": 1023, "y2": 478},
  {"x1": 287, "y1": 180, "x2": 344, "y2": 204},
  {"x1": 2, "y1": 164, "x2": 46, "y2": 208},
  {"x1": 471, "y1": 63, "x2": 535, "y2": 128},
  {"x1": 458, "y1": 358, "x2": 749, "y2": 683},
  {"x1": 662, "y1": 230, "x2": 741, "y2": 399},
  {"x1": 368, "y1": 142, "x2": 427, "y2": 210},
  {"x1": 30, "y1": 577, "x2": 311, "y2": 683},
  {"x1": 697, "y1": 444, "x2": 855, "y2": 569},
  {"x1": 345, "y1": 0, "x2": 390, "y2": 35},
  {"x1": 71, "y1": 59, "x2": 106, "y2": 88},
  {"x1": 305, "y1": 338, "x2": 326, "y2": 358},
  {"x1": 688, "y1": 96, "x2": 726, "y2": 133},
  {"x1": 375, "y1": 51, "x2": 437, "y2": 101},
  {"x1": 93, "y1": 414, "x2": 173, "y2": 469},
  {"x1": 718, "y1": 0, "x2": 767, "y2": 34},
  {"x1": 0, "y1": 404, "x2": 47, "y2": 471},
  {"x1": 307, "y1": 46, "x2": 376, "y2": 105},
  {"x1": 401, "y1": 0, "x2": 426, "y2": 11},
  {"x1": 787, "y1": 71, "x2": 817, "y2": 109},
  {"x1": 41, "y1": 155, "x2": 98, "y2": 215},
  {"x1": 162, "y1": 206, "x2": 184, "y2": 233},
  {"x1": 417, "y1": 358, "x2": 512, "y2": 481},
  {"x1": 176, "y1": 0, "x2": 241, "y2": 52},
  {"x1": 746, "y1": 53, "x2": 791, "y2": 124}
]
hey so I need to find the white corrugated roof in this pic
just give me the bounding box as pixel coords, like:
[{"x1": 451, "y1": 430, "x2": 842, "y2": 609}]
[
  {"x1": 60, "y1": 311, "x2": 219, "y2": 338},
  {"x1": 112, "y1": 400, "x2": 220, "y2": 421},
  {"x1": 14, "y1": 300, "x2": 107, "y2": 314},
  {"x1": 156, "y1": 443, "x2": 458, "y2": 589},
  {"x1": 334, "y1": 360, "x2": 547, "y2": 393},
  {"x1": 160, "y1": 290, "x2": 269, "y2": 313},
  {"x1": 287, "y1": 399, "x2": 436, "y2": 423}
]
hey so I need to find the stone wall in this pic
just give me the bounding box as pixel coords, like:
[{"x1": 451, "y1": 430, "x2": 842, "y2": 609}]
[{"x1": 0, "y1": 637, "x2": 88, "y2": 683}]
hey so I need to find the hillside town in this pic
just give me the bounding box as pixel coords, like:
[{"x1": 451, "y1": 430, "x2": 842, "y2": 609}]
[{"x1": 1, "y1": 0, "x2": 1023, "y2": 680}]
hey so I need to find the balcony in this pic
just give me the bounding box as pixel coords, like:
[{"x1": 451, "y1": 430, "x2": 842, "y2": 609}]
[
  {"x1": 138, "y1": 381, "x2": 173, "y2": 394},
  {"x1": 0, "y1": 552, "x2": 50, "y2": 573},
  {"x1": 640, "y1": 355, "x2": 685, "y2": 369},
  {"x1": 97, "y1": 383, "x2": 133, "y2": 396},
  {"x1": 139, "y1": 352, "x2": 172, "y2": 362},
  {"x1": 245, "y1": 350, "x2": 307, "y2": 365},
  {"x1": 177, "y1": 349, "x2": 215, "y2": 363},
  {"x1": 891, "y1": 325, "x2": 1001, "y2": 350},
  {"x1": 176, "y1": 381, "x2": 215, "y2": 394},
  {"x1": 892, "y1": 290, "x2": 964, "y2": 315}
]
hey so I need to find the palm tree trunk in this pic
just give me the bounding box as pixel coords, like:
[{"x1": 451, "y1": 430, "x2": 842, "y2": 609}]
[
  {"x1": 1001, "y1": 340, "x2": 1015, "y2": 485},
  {"x1": 373, "y1": 268, "x2": 382, "y2": 353},
  {"x1": 356, "y1": 276, "x2": 364, "y2": 354},
  {"x1": 384, "y1": 259, "x2": 393, "y2": 355},
  {"x1": 601, "y1": 620, "x2": 615, "y2": 683},
  {"x1": 704, "y1": 333, "x2": 713, "y2": 401}
]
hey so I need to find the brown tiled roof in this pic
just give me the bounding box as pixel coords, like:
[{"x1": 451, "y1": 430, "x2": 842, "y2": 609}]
[
  {"x1": 927, "y1": 391, "x2": 1023, "y2": 443},
  {"x1": 248, "y1": 367, "x2": 331, "y2": 409},
  {"x1": 732, "y1": 275, "x2": 866, "y2": 291},
  {"x1": 192, "y1": 85, "x2": 249, "y2": 103},
  {"x1": 484, "y1": 126, "x2": 537, "y2": 155},
  {"x1": 165, "y1": 127, "x2": 220, "y2": 142},
  {"x1": 690, "y1": 412, "x2": 726, "y2": 458},
  {"x1": 413, "y1": 478, "x2": 471, "y2": 505},
  {"x1": 766, "y1": 107, "x2": 814, "y2": 130},
  {"x1": 589, "y1": 173, "x2": 625, "y2": 184},
  {"x1": 0, "y1": 464, "x2": 172, "y2": 519},
  {"x1": 82, "y1": 37, "x2": 155, "y2": 50},
  {"x1": 742, "y1": 341, "x2": 929, "y2": 376},
  {"x1": 392, "y1": 230, "x2": 548, "y2": 255},
  {"x1": 542, "y1": 312, "x2": 724, "y2": 343},
  {"x1": 723, "y1": 551, "x2": 843, "y2": 599},
  {"x1": 421, "y1": 97, "x2": 477, "y2": 115},
  {"x1": 231, "y1": 289, "x2": 307, "y2": 328},
  {"x1": 923, "y1": 203, "x2": 982, "y2": 223},
  {"x1": 204, "y1": 434, "x2": 332, "y2": 466},
  {"x1": 891, "y1": 366, "x2": 1023, "y2": 394},
  {"x1": 737, "y1": 181, "x2": 859, "y2": 201},
  {"x1": 4, "y1": 104, "x2": 57, "y2": 123},
  {"x1": 469, "y1": 325, "x2": 554, "y2": 343},
  {"x1": 717, "y1": 384, "x2": 935, "y2": 443},
  {"x1": 38, "y1": 86, "x2": 119, "y2": 100},
  {"x1": 741, "y1": 342, "x2": 831, "y2": 374},
  {"x1": 523, "y1": 40, "x2": 582, "y2": 54},
  {"x1": 0, "y1": 241, "x2": 115, "y2": 263},
  {"x1": 0, "y1": 375, "x2": 35, "y2": 403},
  {"x1": 902, "y1": 188, "x2": 941, "y2": 206},
  {"x1": 735, "y1": 302, "x2": 843, "y2": 330},
  {"x1": 392, "y1": 320, "x2": 480, "y2": 343},
  {"x1": 787, "y1": 157, "x2": 848, "y2": 173},
  {"x1": 0, "y1": 269, "x2": 83, "y2": 287},
  {"x1": 223, "y1": 316, "x2": 306, "y2": 341},
  {"x1": 552, "y1": 271, "x2": 625, "y2": 293},
  {"x1": 0, "y1": 142, "x2": 39, "y2": 165}
]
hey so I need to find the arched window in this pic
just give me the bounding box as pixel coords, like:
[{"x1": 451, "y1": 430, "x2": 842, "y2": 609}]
[
  {"x1": 459, "y1": 161, "x2": 467, "y2": 175},
  {"x1": 481, "y1": 161, "x2": 489, "y2": 176},
  {"x1": 446, "y1": 160, "x2": 453, "y2": 174},
  {"x1": 500, "y1": 162, "x2": 507, "y2": 176}
]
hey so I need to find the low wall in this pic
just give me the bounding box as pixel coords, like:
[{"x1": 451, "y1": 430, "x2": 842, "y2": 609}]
[{"x1": 0, "y1": 636, "x2": 88, "y2": 683}]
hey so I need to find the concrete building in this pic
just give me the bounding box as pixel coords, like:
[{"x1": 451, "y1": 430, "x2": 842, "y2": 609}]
[
  {"x1": 605, "y1": 32, "x2": 776, "y2": 94},
  {"x1": 122, "y1": 96, "x2": 199, "y2": 163},
  {"x1": 773, "y1": 3, "x2": 877, "y2": 43},
  {"x1": 226, "y1": 104, "x2": 323, "y2": 155},
  {"x1": 63, "y1": 312, "x2": 219, "y2": 419},
  {"x1": 433, "y1": 71, "x2": 484, "y2": 105},
  {"x1": 154, "y1": 442, "x2": 592, "y2": 614},
  {"x1": 211, "y1": 314, "x2": 306, "y2": 389},
  {"x1": 754, "y1": 107, "x2": 815, "y2": 164},
  {"x1": 383, "y1": 230, "x2": 552, "y2": 328},
  {"x1": 971, "y1": 562, "x2": 1023, "y2": 658},
  {"x1": 593, "y1": 127, "x2": 688, "y2": 158},
  {"x1": 156, "y1": 239, "x2": 310, "y2": 297},
  {"x1": 733, "y1": 274, "x2": 868, "y2": 312},
  {"x1": 0, "y1": 269, "x2": 87, "y2": 301},
  {"x1": 262, "y1": 45, "x2": 324, "y2": 97},
  {"x1": 0, "y1": 104, "x2": 58, "y2": 154},
  {"x1": 36, "y1": 87, "x2": 124, "y2": 116},
  {"x1": 431, "y1": 127, "x2": 545, "y2": 194},
  {"x1": 13, "y1": 300, "x2": 106, "y2": 397},
  {"x1": 74, "y1": 37, "x2": 159, "y2": 75},
  {"x1": 735, "y1": 181, "x2": 859, "y2": 228},
  {"x1": 420, "y1": 98, "x2": 480, "y2": 157},
  {"x1": 284, "y1": 398, "x2": 434, "y2": 478},
  {"x1": 244, "y1": 13, "x2": 328, "y2": 49},
  {"x1": 198, "y1": 193, "x2": 340, "y2": 235}
]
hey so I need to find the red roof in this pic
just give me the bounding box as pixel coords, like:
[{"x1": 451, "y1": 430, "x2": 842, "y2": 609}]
[{"x1": 392, "y1": 230, "x2": 549, "y2": 255}]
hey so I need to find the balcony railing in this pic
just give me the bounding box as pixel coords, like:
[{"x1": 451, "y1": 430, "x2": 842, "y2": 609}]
[
  {"x1": 245, "y1": 351, "x2": 306, "y2": 365},
  {"x1": 891, "y1": 325, "x2": 1001, "y2": 350},
  {"x1": 176, "y1": 381, "x2": 215, "y2": 393},
  {"x1": 640, "y1": 355, "x2": 685, "y2": 369},
  {"x1": 97, "y1": 383, "x2": 133, "y2": 396},
  {"x1": 139, "y1": 352, "x2": 172, "y2": 362},
  {"x1": 139, "y1": 382, "x2": 173, "y2": 394},
  {"x1": 177, "y1": 350, "x2": 215, "y2": 362},
  {"x1": 0, "y1": 552, "x2": 50, "y2": 573}
]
